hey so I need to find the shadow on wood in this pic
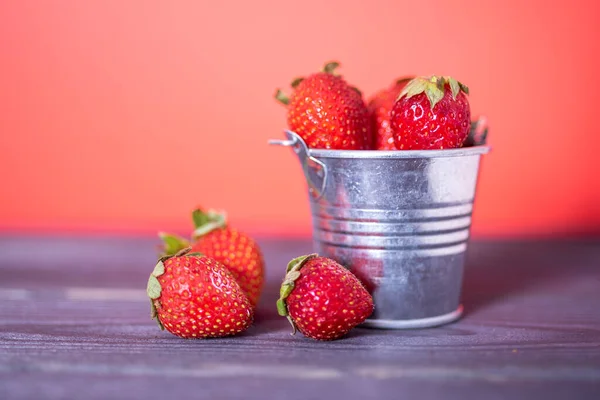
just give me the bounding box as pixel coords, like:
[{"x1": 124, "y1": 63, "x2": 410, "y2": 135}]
[{"x1": 461, "y1": 239, "x2": 600, "y2": 315}]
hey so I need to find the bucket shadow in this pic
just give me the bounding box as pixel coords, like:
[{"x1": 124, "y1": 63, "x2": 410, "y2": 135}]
[
  {"x1": 460, "y1": 238, "x2": 597, "y2": 315},
  {"x1": 253, "y1": 237, "x2": 599, "y2": 332}
]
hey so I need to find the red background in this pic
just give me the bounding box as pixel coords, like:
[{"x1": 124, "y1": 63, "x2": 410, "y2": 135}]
[{"x1": 1, "y1": 1, "x2": 599, "y2": 238}]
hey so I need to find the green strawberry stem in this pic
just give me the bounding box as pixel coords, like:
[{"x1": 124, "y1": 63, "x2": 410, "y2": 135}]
[
  {"x1": 158, "y1": 232, "x2": 190, "y2": 256},
  {"x1": 277, "y1": 253, "x2": 318, "y2": 335},
  {"x1": 191, "y1": 208, "x2": 227, "y2": 239},
  {"x1": 399, "y1": 75, "x2": 469, "y2": 110}
]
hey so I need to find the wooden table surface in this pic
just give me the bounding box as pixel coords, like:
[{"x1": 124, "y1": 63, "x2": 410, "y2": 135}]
[{"x1": 1, "y1": 236, "x2": 599, "y2": 399}]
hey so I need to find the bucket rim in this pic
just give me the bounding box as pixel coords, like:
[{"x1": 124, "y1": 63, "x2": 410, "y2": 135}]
[{"x1": 308, "y1": 145, "x2": 490, "y2": 159}]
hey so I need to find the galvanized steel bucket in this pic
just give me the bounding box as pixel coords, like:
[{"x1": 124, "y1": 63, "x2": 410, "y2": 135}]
[{"x1": 269, "y1": 123, "x2": 490, "y2": 329}]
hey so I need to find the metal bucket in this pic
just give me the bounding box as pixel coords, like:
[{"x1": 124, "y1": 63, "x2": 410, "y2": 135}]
[{"x1": 270, "y1": 126, "x2": 490, "y2": 329}]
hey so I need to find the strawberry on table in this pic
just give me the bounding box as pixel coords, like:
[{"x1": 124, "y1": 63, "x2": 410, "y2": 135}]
[
  {"x1": 146, "y1": 248, "x2": 254, "y2": 339},
  {"x1": 159, "y1": 208, "x2": 265, "y2": 308},
  {"x1": 276, "y1": 254, "x2": 374, "y2": 340},
  {"x1": 367, "y1": 77, "x2": 414, "y2": 150},
  {"x1": 275, "y1": 61, "x2": 372, "y2": 150},
  {"x1": 390, "y1": 75, "x2": 471, "y2": 150}
]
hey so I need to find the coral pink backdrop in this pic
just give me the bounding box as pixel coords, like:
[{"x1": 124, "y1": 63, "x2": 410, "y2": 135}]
[{"x1": 1, "y1": 1, "x2": 599, "y2": 237}]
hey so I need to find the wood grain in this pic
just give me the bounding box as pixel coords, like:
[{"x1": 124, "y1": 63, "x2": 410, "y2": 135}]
[{"x1": 1, "y1": 236, "x2": 599, "y2": 399}]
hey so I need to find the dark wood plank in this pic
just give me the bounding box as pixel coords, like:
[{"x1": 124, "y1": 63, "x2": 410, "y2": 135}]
[{"x1": 1, "y1": 236, "x2": 600, "y2": 399}]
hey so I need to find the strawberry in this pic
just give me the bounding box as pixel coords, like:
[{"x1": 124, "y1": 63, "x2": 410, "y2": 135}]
[
  {"x1": 159, "y1": 208, "x2": 265, "y2": 308},
  {"x1": 275, "y1": 61, "x2": 372, "y2": 150},
  {"x1": 146, "y1": 248, "x2": 253, "y2": 338},
  {"x1": 390, "y1": 75, "x2": 471, "y2": 150},
  {"x1": 276, "y1": 254, "x2": 374, "y2": 340},
  {"x1": 367, "y1": 77, "x2": 414, "y2": 150}
]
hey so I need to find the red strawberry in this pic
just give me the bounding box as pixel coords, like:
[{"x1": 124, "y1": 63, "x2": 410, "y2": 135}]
[
  {"x1": 276, "y1": 254, "x2": 374, "y2": 340},
  {"x1": 275, "y1": 61, "x2": 372, "y2": 150},
  {"x1": 390, "y1": 75, "x2": 471, "y2": 150},
  {"x1": 367, "y1": 77, "x2": 414, "y2": 150},
  {"x1": 159, "y1": 208, "x2": 265, "y2": 308},
  {"x1": 146, "y1": 248, "x2": 253, "y2": 339}
]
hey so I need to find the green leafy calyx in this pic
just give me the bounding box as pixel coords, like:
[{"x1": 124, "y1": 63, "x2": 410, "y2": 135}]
[
  {"x1": 291, "y1": 77, "x2": 304, "y2": 88},
  {"x1": 274, "y1": 89, "x2": 290, "y2": 106},
  {"x1": 322, "y1": 61, "x2": 340, "y2": 75},
  {"x1": 158, "y1": 232, "x2": 190, "y2": 257},
  {"x1": 395, "y1": 76, "x2": 416, "y2": 86},
  {"x1": 277, "y1": 253, "x2": 318, "y2": 335},
  {"x1": 191, "y1": 208, "x2": 227, "y2": 239},
  {"x1": 398, "y1": 75, "x2": 469, "y2": 110}
]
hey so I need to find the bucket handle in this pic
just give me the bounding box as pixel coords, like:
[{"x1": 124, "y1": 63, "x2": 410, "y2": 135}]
[{"x1": 268, "y1": 131, "x2": 328, "y2": 200}]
